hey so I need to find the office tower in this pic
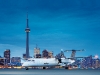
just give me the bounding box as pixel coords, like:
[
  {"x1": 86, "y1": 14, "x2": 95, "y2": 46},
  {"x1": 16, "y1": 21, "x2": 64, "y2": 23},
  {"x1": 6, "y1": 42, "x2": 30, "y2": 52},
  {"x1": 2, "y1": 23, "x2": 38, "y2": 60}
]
[
  {"x1": 25, "y1": 13, "x2": 30, "y2": 58},
  {"x1": 23, "y1": 54, "x2": 26, "y2": 58},
  {"x1": 34, "y1": 46, "x2": 40, "y2": 58},
  {"x1": 95, "y1": 59, "x2": 99, "y2": 68},
  {"x1": 42, "y1": 49, "x2": 49, "y2": 58},
  {"x1": 0, "y1": 58, "x2": 4, "y2": 65},
  {"x1": 48, "y1": 51, "x2": 53, "y2": 58},
  {"x1": 4, "y1": 49, "x2": 10, "y2": 64},
  {"x1": 0, "y1": 57, "x2": 6, "y2": 65}
]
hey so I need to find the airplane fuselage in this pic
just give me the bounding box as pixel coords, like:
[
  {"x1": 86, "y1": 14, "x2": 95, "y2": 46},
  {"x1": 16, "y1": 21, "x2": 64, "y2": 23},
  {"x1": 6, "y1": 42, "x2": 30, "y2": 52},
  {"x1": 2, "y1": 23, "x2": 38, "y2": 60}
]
[{"x1": 22, "y1": 58, "x2": 59, "y2": 67}]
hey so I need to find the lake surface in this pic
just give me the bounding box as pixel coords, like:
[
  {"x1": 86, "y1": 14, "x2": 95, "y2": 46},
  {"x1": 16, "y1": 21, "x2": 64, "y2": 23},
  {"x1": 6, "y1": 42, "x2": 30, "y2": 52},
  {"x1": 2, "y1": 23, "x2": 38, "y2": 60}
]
[{"x1": 0, "y1": 68, "x2": 100, "y2": 75}]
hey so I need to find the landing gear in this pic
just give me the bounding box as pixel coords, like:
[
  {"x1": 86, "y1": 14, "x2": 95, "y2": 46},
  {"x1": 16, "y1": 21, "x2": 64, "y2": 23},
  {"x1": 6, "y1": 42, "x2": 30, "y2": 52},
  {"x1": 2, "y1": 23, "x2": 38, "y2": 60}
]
[
  {"x1": 65, "y1": 67, "x2": 68, "y2": 69},
  {"x1": 26, "y1": 67, "x2": 29, "y2": 70},
  {"x1": 43, "y1": 67, "x2": 46, "y2": 69}
]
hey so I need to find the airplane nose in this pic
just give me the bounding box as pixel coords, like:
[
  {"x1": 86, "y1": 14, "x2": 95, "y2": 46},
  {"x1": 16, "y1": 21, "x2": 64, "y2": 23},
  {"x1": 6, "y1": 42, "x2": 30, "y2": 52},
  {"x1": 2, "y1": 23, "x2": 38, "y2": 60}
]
[
  {"x1": 22, "y1": 63, "x2": 25, "y2": 67},
  {"x1": 22, "y1": 62, "x2": 28, "y2": 67}
]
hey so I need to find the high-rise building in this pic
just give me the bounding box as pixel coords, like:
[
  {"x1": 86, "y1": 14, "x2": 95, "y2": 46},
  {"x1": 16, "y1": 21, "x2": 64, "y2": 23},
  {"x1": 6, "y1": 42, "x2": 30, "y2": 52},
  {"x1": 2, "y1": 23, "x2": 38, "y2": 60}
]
[
  {"x1": 0, "y1": 59, "x2": 4, "y2": 65},
  {"x1": 48, "y1": 51, "x2": 53, "y2": 58},
  {"x1": 23, "y1": 54, "x2": 26, "y2": 58},
  {"x1": 95, "y1": 59, "x2": 99, "y2": 68},
  {"x1": 0, "y1": 57, "x2": 6, "y2": 65},
  {"x1": 4, "y1": 49, "x2": 10, "y2": 64},
  {"x1": 25, "y1": 13, "x2": 30, "y2": 58},
  {"x1": 34, "y1": 46, "x2": 40, "y2": 58},
  {"x1": 42, "y1": 49, "x2": 49, "y2": 58},
  {"x1": 42, "y1": 50, "x2": 54, "y2": 58}
]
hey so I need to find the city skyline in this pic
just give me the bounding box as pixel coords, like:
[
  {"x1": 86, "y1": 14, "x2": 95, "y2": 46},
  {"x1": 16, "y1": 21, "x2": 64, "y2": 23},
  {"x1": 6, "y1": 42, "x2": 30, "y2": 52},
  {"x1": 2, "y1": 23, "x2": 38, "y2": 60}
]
[{"x1": 0, "y1": 0, "x2": 100, "y2": 58}]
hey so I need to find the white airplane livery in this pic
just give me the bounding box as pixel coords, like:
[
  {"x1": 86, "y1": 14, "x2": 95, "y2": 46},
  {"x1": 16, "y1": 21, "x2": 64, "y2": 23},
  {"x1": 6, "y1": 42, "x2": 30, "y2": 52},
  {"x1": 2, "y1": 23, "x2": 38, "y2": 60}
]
[
  {"x1": 22, "y1": 57, "x2": 75, "y2": 70},
  {"x1": 22, "y1": 58, "x2": 58, "y2": 67}
]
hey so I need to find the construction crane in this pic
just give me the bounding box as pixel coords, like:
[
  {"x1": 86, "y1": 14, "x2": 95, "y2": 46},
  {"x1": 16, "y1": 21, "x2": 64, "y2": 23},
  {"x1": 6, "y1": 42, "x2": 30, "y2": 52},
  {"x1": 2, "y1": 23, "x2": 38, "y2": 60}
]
[{"x1": 64, "y1": 49, "x2": 84, "y2": 58}]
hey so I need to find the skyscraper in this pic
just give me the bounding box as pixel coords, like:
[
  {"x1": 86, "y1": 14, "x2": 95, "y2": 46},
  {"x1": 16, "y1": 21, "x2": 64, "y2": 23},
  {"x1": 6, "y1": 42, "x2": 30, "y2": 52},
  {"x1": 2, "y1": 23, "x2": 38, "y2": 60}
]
[
  {"x1": 25, "y1": 13, "x2": 30, "y2": 58},
  {"x1": 34, "y1": 45, "x2": 40, "y2": 58},
  {"x1": 42, "y1": 49, "x2": 49, "y2": 58},
  {"x1": 4, "y1": 49, "x2": 10, "y2": 64},
  {"x1": 48, "y1": 51, "x2": 53, "y2": 58}
]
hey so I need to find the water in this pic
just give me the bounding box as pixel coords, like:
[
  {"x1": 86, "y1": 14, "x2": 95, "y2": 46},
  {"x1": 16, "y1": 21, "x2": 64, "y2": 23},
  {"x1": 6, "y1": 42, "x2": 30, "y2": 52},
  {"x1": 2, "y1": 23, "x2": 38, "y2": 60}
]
[{"x1": 0, "y1": 68, "x2": 100, "y2": 75}]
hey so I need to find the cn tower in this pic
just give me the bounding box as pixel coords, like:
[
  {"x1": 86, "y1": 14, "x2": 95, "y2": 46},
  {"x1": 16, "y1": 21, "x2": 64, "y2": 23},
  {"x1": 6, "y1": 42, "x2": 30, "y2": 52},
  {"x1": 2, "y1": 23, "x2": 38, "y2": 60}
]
[{"x1": 25, "y1": 13, "x2": 30, "y2": 58}]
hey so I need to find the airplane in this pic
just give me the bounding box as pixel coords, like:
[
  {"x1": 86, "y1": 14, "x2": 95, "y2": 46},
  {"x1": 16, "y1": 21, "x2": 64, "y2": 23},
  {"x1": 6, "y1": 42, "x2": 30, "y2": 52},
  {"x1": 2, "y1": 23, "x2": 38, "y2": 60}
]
[
  {"x1": 22, "y1": 57, "x2": 76, "y2": 70},
  {"x1": 22, "y1": 49, "x2": 84, "y2": 70}
]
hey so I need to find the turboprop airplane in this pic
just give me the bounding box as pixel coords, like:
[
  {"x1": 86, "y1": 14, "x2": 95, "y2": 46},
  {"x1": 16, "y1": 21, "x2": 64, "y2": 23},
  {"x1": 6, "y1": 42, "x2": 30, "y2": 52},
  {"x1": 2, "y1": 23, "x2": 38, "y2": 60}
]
[
  {"x1": 22, "y1": 49, "x2": 84, "y2": 70},
  {"x1": 22, "y1": 57, "x2": 75, "y2": 70}
]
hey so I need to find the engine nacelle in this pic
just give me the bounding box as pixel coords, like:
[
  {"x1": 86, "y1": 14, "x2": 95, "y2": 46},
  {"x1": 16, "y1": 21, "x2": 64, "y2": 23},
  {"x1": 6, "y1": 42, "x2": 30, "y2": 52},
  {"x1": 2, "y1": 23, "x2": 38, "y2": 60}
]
[
  {"x1": 61, "y1": 58, "x2": 75, "y2": 64},
  {"x1": 58, "y1": 59, "x2": 62, "y2": 63}
]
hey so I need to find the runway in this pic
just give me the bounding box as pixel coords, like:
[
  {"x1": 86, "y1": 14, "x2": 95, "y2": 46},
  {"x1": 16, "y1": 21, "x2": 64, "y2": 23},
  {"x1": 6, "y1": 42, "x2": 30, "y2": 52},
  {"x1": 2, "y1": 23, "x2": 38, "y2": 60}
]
[{"x1": 0, "y1": 68, "x2": 100, "y2": 75}]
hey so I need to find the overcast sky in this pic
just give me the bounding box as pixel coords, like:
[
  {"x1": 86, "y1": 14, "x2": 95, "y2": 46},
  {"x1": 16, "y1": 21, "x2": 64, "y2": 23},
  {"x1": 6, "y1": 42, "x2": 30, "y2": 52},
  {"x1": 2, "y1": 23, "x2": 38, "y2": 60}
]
[{"x1": 0, "y1": 0, "x2": 100, "y2": 58}]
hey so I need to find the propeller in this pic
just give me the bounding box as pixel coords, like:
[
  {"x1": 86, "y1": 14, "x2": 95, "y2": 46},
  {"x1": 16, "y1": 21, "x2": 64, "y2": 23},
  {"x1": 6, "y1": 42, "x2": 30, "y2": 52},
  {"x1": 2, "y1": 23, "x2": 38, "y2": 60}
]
[{"x1": 55, "y1": 50, "x2": 66, "y2": 63}]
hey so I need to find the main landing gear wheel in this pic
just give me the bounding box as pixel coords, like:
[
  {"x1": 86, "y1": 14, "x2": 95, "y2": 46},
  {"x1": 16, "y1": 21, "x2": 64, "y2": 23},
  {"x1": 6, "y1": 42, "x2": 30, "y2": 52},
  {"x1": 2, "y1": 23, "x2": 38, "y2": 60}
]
[
  {"x1": 65, "y1": 67, "x2": 68, "y2": 69},
  {"x1": 26, "y1": 67, "x2": 29, "y2": 70},
  {"x1": 43, "y1": 67, "x2": 46, "y2": 69}
]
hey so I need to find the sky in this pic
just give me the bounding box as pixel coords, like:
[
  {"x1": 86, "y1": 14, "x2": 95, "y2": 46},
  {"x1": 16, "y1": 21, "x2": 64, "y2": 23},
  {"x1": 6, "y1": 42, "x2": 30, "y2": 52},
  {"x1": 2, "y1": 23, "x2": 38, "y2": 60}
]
[{"x1": 0, "y1": 0, "x2": 100, "y2": 58}]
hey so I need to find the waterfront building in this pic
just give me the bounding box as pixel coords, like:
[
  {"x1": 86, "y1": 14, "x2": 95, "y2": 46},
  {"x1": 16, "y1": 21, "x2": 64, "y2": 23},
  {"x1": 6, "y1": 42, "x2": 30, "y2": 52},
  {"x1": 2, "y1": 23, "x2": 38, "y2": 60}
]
[
  {"x1": 11, "y1": 57, "x2": 21, "y2": 66},
  {"x1": 0, "y1": 57, "x2": 6, "y2": 65},
  {"x1": 0, "y1": 59, "x2": 4, "y2": 65},
  {"x1": 42, "y1": 50, "x2": 54, "y2": 58},
  {"x1": 36, "y1": 54, "x2": 41, "y2": 58},
  {"x1": 95, "y1": 59, "x2": 99, "y2": 68},
  {"x1": 11, "y1": 57, "x2": 21, "y2": 63},
  {"x1": 48, "y1": 51, "x2": 53, "y2": 58},
  {"x1": 23, "y1": 54, "x2": 26, "y2": 58},
  {"x1": 98, "y1": 59, "x2": 100, "y2": 68},
  {"x1": 34, "y1": 46, "x2": 40, "y2": 58},
  {"x1": 4, "y1": 49, "x2": 10, "y2": 64},
  {"x1": 42, "y1": 49, "x2": 49, "y2": 58}
]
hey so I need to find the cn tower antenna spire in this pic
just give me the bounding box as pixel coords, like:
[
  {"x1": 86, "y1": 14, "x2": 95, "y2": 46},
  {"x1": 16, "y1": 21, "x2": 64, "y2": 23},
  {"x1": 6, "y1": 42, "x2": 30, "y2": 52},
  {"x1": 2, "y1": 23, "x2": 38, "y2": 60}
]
[{"x1": 26, "y1": 12, "x2": 29, "y2": 28}]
